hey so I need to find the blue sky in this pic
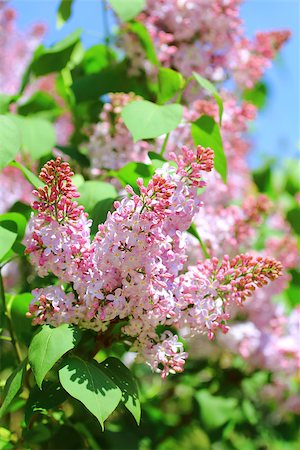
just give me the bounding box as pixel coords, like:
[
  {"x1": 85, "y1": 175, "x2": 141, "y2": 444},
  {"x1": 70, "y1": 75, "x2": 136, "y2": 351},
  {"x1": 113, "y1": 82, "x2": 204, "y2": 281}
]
[{"x1": 11, "y1": 0, "x2": 300, "y2": 168}]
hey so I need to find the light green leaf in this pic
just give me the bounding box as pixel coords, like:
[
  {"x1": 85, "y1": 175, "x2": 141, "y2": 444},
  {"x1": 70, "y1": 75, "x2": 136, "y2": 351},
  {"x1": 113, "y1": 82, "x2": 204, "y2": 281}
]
[
  {"x1": 191, "y1": 115, "x2": 227, "y2": 183},
  {"x1": 9, "y1": 161, "x2": 43, "y2": 189},
  {"x1": 0, "y1": 359, "x2": 27, "y2": 418},
  {"x1": 193, "y1": 72, "x2": 223, "y2": 124},
  {"x1": 122, "y1": 100, "x2": 183, "y2": 142},
  {"x1": 100, "y1": 357, "x2": 141, "y2": 424},
  {"x1": 0, "y1": 115, "x2": 21, "y2": 170},
  {"x1": 8, "y1": 115, "x2": 56, "y2": 159},
  {"x1": 109, "y1": 0, "x2": 145, "y2": 22},
  {"x1": 0, "y1": 213, "x2": 27, "y2": 242},
  {"x1": 0, "y1": 226, "x2": 17, "y2": 260},
  {"x1": 116, "y1": 162, "x2": 155, "y2": 189},
  {"x1": 187, "y1": 224, "x2": 210, "y2": 259},
  {"x1": 127, "y1": 21, "x2": 158, "y2": 66},
  {"x1": 195, "y1": 390, "x2": 238, "y2": 429},
  {"x1": 57, "y1": 0, "x2": 74, "y2": 28},
  {"x1": 28, "y1": 324, "x2": 82, "y2": 389},
  {"x1": 158, "y1": 68, "x2": 185, "y2": 104},
  {"x1": 77, "y1": 181, "x2": 117, "y2": 213},
  {"x1": 59, "y1": 356, "x2": 122, "y2": 430}
]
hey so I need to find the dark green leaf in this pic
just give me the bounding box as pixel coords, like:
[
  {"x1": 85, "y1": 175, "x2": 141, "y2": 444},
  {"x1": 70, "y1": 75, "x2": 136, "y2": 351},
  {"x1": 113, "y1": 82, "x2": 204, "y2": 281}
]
[
  {"x1": 0, "y1": 359, "x2": 27, "y2": 418},
  {"x1": 59, "y1": 356, "x2": 122, "y2": 429},
  {"x1": 0, "y1": 115, "x2": 21, "y2": 170},
  {"x1": 25, "y1": 381, "x2": 68, "y2": 425},
  {"x1": 122, "y1": 100, "x2": 183, "y2": 141},
  {"x1": 191, "y1": 115, "x2": 227, "y2": 183},
  {"x1": 72, "y1": 62, "x2": 152, "y2": 103},
  {"x1": 28, "y1": 324, "x2": 82, "y2": 388},
  {"x1": 158, "y1": 68, "x2": 185, "y2": 104},
  {"x1": 109, "y1": 0, "x2": 145, "y2": 22},
  {"x1": 10, "y1": 293, "x2": 34, "y2": 346},
  {"x1": 57, "y1": 0, "x2": 74, "y2": 28},
  {"x1": 193, "y1": 72, "x2": 223, "y2": 124},
  {"x1": 100, "y1": 357, "x2": 141, "y2": 424},
  {"x1": 287, "y1": 208, "x2": 300, "y2": 234},
  {"x1": 77, "y1": 181, "x2": 117, "y2": 213},
  {"x1": 18, "y1": 91, "x2": 61, "y2": 119},
  {"x1": 0, "y1": 94, "x2": 14, "y2": 114},
  {"x1": 56, "y1": 145, "x2": 90, "y2": 167},
  {"x1": 30, "y1": 29, "x2": 82, "y2": 77}
]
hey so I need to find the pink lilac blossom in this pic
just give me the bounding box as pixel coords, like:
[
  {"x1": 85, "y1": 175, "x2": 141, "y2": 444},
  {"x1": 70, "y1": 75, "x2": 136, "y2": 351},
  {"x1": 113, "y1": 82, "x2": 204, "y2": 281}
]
[
  {"x1": 24, "y1": 155, "x2": 282, "y2": 377},
  {"x1": 120, "y1": 0, "x2": 290, "y2": 89}
]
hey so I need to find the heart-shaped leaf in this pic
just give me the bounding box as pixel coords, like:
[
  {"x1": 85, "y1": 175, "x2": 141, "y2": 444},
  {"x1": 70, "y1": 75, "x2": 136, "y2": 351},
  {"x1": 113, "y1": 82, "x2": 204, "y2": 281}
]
[
  {"x1": 28, "y1": 324, "x2": 82, "y2": 388},
  {"x1": 121, "y1": 100, "x2": 183, "y2": 142},
  {"x1": 59, "y1": 356, "x2": 122, "y2": 430},
  {"x1": 109, "y1": 0, "x2": 145, "y2": 22}
]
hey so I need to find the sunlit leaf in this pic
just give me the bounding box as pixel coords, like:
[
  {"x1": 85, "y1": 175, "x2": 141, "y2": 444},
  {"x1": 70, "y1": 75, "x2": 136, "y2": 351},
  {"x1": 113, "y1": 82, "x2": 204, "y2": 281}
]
[
  {"x1": 0, "y1": 115, "x2": 21, "y2": 170},
  {"x1": 122, "y1": 100, "x2": 183, "y2": 141},
  {"x1": 59, "y1": 356, "x2": 122, "y2": 429},
  {"x1": 29, "y1": 324, "x2": 82, "y2": 388}
]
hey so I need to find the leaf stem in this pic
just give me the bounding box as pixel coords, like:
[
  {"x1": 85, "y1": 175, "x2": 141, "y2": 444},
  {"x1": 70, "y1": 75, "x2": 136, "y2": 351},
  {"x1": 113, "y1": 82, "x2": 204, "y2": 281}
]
[
  {"x1": 160, "y1": 132, "x2": 170, "y2": 156},
  {"x1": 0, "y1": 269, "x2": 22, "y2": 363}
]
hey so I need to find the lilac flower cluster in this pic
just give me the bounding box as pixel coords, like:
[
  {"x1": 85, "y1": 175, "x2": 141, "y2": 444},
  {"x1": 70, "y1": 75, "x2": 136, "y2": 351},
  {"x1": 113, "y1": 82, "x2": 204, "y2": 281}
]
[{"x1": 24, "y1": 154, "x2": 282, "y2": 378}]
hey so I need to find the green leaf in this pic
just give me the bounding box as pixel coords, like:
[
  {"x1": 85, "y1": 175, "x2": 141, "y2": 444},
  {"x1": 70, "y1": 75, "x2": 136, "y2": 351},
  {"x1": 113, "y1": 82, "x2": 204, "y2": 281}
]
[
  {"x1": 9, "y1": 161, "x2": 43, "y2": 189},
  {"x1": 77, "y1": 181, "x2": 117, "y2": 214},
  {"x1": 243, "y1": 81, "x2": 268, "y2": 109},
  {"x1": 82, "y1": 45, "x2": 116, "y2": 75},
  {"x1": 100, "y1": 357, "x2": 141, "y2": 424},
  {"x1": 0, "y1": 213, "x2": 27, "y2": 241},
  {"x1": 287, "y1": 208, "x2": 300, "y2": 235},
  {"x1": 30, "y1": 29, "x2": 82, "y2": 77},
  {"x1": 56, "y1": 145, "x2": 90, "y2": 167},
  {"x1": 109, "y1": 0, "x2": 145, "y2": 22},
  {"x1": 158, "y1": 68, "x2": 185, "y2": 104},
  {"x1": 0, "y1": 94, "x2": 14, "y2": 114},
  {"x1": 18, "y1": 91, "x2": 61, "y2": 119},
  {"x1": 127, "y1": 21, "x2": 158, "y2": 66},
  {"x1": 193, "y1": 72, "x2": 223, "y2": 124},
  {"x1": 10, "y1": 293, "x2": 34, "y2": 346},
  {"x1": 72, "y1": 62, "x2": 152, "y2": 103},
  {"x1": 25, "y1": 381, "x2": 68, "y2": 425},
  {"x1": 59, "y1": 356, "x2": 122, "y2": 430},
  {"x1": 187, "y1": 224, "x2": 210, "y2": 259},
  {"x1": 0, "y1": 115, "x2": 21, "y2": 170},
  {"x1": 122, "y1": 100, "x2": 183, "y2": 142},
  {"x1": 195, "y1": 390, "x2": 238, "y2": 429},
  {"x1": 0, "y1": 359, "x2": 27, "y2": 418},
  {"x1": 116, "y1": 161, "x2": 154, "y2": 188},
  {"x1": 57, "y1": 0, "x2": 74, "y2": 28},
  {"x1": 28, "y1": 324, "x2": 82, "y2": 389},
  {"x1": 191, "y1": 115, "x2": 227, "y2": 183},
  {"x1": 8, "y1": 115, "x2": 56, "y2": 159},
  {"x1": 0, "y1": 226, "x2": 17, "y2": 260}
]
